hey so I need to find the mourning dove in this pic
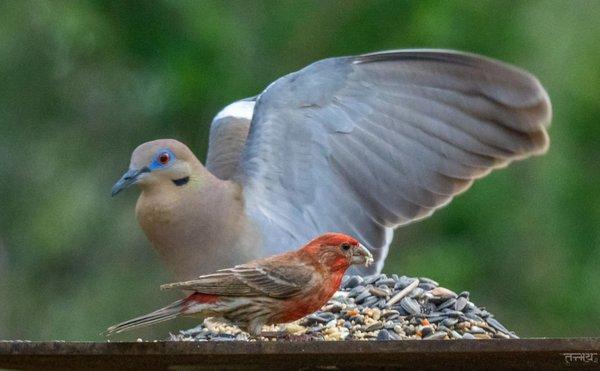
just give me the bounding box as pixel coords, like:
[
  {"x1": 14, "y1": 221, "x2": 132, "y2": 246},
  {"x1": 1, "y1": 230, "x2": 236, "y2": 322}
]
[{"x1": 112, "y1": 49, "x2": 551, "y2": 280}]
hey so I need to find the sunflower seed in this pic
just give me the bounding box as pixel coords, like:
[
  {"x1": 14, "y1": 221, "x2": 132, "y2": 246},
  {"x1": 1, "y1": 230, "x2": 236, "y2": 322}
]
[
  {"x1": 362, "y1": 296, "x2": 378, "y2": 307},
  {"x1": 376, "y1": 299, "x2": 388, "y2": 309},
  {"x1": 469, "y1": 326, "x2": 486, "y2": 334},
  {"x1": 427, "y1": 311, "x2": 445, "y2": 317},
  {"x1": 430, "y1": 287, "x2": 458, "y2": 300},
  {"x1": 400, "y1": 297, "x2": 421, "y2": 315},
  {"x1": 426, "y1": 316, "x2": 446, "y2": 323},
  {"x1": 464, "y1": 312, "x2": 484, "y2": 322},
  {"x1": 443, "y1": 310, "x2": 464, "y2": 318},
  {"x1": 369, "y1": 287, "x2": 389, "y2": 297},
  {"x1": 349, "y1": 315, "x2": 364, "y2": 325},
  {"x1": 424, "y1": 331, "x2": 447, "y2": 340},
  {"x1": 393, "y1": 306, "x2": 410, "y2": 316},
  {"x1": 442, "y1": 317, "x2": 459, "y2": 327},
  {"x1": 455, "y1": 296, "x2": 469, "y2": 311},
  {"x1": 486, "y1": 317, "x2": 510, "y2": 334},
  {"x1": 419, "y1": 277, "x2": 439, "y2": 286},
  {"x1": 437, "y1": 325, "x2": 451, "y2": 333},
  {"x1": 364, "y1": 274, "x2": 385, "y2": 285},
  {"x1": 437, "y1": 298, "x2": 457, "y2": 310},
  {"x1": 394, "y1": 276, "x2": 415, "y2": 290},
  {"x1": 421, "y1": 302, "x2": 437, "y2": 314},
  {"x1": 365, "y1": 322, "x2": 384, "y2": 332},
  {"x1": 418, "y1": 282, "x2": 437, "y2": 291},
  {"x1": 180, "y1": 325, "x2": 204, "y2": 336},
  {"x1": 348, "y1": 285, "x2": 366, "y2": 298},
  {"x1": 410, "y1": 287, "x2": 424, "y2": 298},
  {"x1": 355, "y1": 290, "x2": 372, "y2": 304},
  {"x1": 377, "y1": 329, "x2": 391, "y2": 340},
  {"x1": 378, "y1": 278, "x2": 396, "y2": 287},
  {"x1": 343, "y1": 275, "x2": 363, "y2": 289}
]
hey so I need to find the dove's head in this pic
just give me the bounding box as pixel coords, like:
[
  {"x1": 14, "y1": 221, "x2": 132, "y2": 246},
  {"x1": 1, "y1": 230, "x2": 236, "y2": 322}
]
[
  {"x1": 112, "y1": 139, "x2": 200, "y2": 196},
  {"x1": 302, "y1": 233, "x2": 373, "y2": 273}
]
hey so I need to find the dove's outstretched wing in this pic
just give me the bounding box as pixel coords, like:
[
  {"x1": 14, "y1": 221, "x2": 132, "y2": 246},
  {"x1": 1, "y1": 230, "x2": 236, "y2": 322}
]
[{"x1": 230, "y1": 50, "x2": 550, "y2": 274}]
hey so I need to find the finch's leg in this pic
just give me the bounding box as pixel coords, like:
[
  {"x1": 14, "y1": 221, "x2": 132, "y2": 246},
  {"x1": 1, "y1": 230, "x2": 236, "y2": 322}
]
[{"x1": 245, "y1": 318, "x2": 266, "y2": 338}]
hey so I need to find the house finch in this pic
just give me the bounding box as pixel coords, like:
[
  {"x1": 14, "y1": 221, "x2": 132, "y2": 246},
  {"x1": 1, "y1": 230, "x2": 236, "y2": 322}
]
[{"x1": 106, "y1": 233, "x2": 373, "y2": 336}]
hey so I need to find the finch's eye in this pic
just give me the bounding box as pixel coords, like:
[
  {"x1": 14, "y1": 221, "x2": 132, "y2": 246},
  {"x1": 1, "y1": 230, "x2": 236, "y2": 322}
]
[
  {"x1": 341, "y1": 243, "x2": 351, "y2": 251},
  {"x1": 158, "y1": 152, "x2": 170, "y2": 165}
]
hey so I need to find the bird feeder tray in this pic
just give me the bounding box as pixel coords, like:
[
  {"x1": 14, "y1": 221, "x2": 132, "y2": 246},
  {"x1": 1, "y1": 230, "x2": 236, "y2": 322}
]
[{"x1": 1, "y1": 338, "x2": 599, "y2": 370}]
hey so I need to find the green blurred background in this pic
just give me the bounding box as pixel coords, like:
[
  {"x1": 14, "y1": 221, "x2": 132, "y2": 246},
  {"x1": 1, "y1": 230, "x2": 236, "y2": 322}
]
[{"x1": 0, "y1": 0, "x2": 599, "y2": 340}]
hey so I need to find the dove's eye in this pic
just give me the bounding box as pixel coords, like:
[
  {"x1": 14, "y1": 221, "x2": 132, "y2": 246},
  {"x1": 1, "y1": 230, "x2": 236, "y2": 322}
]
[
  {"x1": 158, "y1": 152, "x2": 170, "y2": 165},
  {"x1": 341, "y1": 243, "x2": 351, "y2": 251}
]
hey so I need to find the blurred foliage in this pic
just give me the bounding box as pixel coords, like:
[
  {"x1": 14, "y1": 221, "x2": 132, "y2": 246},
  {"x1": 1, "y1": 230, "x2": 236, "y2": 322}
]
[{"x1": 0, "y1": 0, "x2": 598, "y2": 340}]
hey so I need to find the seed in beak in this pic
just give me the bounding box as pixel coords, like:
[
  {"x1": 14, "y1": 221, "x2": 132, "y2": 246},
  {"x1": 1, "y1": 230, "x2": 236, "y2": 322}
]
[{"x1": 352, "y1": 243, "x2": 373, "y2": 267}]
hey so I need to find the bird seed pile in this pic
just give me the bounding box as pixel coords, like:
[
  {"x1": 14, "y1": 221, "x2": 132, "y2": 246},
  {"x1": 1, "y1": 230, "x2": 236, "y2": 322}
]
[{"x1": 170, "y1": 274, "x2": 518, "y2": 341}]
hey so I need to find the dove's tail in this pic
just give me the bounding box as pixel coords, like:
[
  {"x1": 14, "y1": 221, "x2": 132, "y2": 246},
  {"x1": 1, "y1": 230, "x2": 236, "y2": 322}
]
[{"x1": 105, "y1": 298, "x2": 186, "y2": 335}]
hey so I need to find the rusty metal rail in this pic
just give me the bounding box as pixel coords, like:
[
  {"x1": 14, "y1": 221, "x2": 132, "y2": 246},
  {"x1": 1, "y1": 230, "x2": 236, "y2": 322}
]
[{"x1": 1, "y1": 338, "x2": 599, "y2": 370}]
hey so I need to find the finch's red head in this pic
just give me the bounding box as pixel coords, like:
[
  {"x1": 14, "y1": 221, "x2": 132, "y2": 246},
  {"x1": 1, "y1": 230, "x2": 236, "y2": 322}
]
[{"x1": 301, "y1": 233, "x2": 373, "y2": 272}]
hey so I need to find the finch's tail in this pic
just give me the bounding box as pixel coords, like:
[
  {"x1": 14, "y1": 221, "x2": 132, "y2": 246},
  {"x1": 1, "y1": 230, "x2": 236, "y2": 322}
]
[{"x1": 105, "y1": 298, "x2": 187, "y2": 336}]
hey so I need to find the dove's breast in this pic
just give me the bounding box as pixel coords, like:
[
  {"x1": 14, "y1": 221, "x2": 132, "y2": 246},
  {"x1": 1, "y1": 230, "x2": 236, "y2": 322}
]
[{"x1": 135, "y1": 178, "x2": 264, "y2": 280}]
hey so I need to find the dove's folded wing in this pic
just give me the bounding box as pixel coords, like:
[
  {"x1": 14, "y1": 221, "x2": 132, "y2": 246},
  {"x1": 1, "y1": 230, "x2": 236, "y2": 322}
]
[{"x1": 206, "y1": 99, "x2": 255, "y2": 180}]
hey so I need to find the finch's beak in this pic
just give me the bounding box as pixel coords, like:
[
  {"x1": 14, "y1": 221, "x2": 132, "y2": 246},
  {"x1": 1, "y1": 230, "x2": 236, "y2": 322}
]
[
  {"x1": 111, "y1": 167, "x2": 150, "y2": 196},
  {"x1": 351, "y1": 243, "x2": 373, "y2": 267}
]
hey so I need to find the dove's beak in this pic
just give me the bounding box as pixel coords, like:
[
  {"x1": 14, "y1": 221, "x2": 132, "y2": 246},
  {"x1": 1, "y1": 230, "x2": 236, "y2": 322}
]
[
  {"x1": 111, "y1": 167, "x2": 150, "y2": 196},
  {"x1": 351, "y1": 243, "x2": 373, "y2": 267}
]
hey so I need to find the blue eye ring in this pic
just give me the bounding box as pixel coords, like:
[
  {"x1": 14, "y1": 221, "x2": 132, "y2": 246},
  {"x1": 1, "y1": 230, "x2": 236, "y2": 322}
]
[{"x1": 150, "y1": 148, "x2": 176, "y2": 169}]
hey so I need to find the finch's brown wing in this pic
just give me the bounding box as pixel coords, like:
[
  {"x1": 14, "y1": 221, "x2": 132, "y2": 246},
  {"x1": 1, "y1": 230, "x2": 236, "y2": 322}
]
[
  {"x1": 160, "y1": 270, "x2": 260, "y2": 296},
  {"x1": 160, "y1": 259, "x2": 313, "y2": 299}
]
